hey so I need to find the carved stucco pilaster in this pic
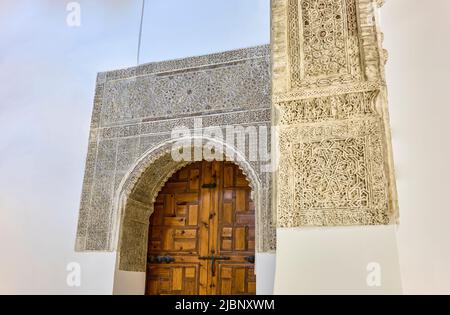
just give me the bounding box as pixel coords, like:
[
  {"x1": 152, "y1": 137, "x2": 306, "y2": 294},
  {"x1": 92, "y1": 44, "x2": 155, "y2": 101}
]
[{"x1": 271, "y1": 0, "x2": 398, "y2": 227}]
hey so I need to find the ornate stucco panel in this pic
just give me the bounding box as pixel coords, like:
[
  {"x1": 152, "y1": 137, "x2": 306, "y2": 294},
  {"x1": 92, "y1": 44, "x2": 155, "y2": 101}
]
[
  {"x1": 273, "y1": 0, "x2": 386, "y2": 97},
  {"x1": 272, "y1": 0, "x2": 398, "y2": 227},
  {"x1": 278, "y1": 114, "x2": 392, "y2": 226},
  {"x1": 76, "y1": 46, "x2": 277, "y2": 263},
  {"x1": 288, "y1": 0, "x2": 363, "y2": 89}
]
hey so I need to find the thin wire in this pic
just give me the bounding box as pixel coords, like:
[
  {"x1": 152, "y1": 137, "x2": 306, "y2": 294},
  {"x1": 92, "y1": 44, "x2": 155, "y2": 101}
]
[{"x1": 137, "y1": 0, "x2": 146, "y2": 65}]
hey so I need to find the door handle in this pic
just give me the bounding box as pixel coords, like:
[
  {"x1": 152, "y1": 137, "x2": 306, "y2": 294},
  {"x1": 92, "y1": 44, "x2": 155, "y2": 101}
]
[{"x1": 199, "y1": 254, "x2": 231, "y2": 276}]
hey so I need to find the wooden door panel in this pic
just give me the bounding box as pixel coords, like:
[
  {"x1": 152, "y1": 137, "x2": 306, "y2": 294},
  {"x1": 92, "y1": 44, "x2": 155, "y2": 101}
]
[
  {"x1": 161, "y1": 182, "x2": 188, "y2": 194},
  {"x1": 234, "y1": 227, "x2": 247, "y2": 251},
  {"x1": 222, "y1": 202, "x2": 233, "y2": 224},
  {"x1": 223, "y1": 165, "x2": 234, "y2": 188},
  {"x1": 146, "y1": 161, "x2": 255, "y2": 295},
  {"x1": 217, "y1": 264, "x2": 256, "y2": 295},
  {"x1": 187, "y1": 205, "x2": 199, "y2": 226},
  {"x1": 174, "y1": 228, "x2": 197, "y2": 238},
  {"x1": 235, "y1": 190, "x2": 247, "y2": 212},
  {"x1": 163, "y1": 217, "x2": 186, "y2": 226},
  {"x1": 189, "y1": 168, "x2": 200, "y2": 191},
  {"x1": 146, "y1": 264, "x2": 199, "y2": 295},
  {"x1": 175, "y1": 193, "x2": 199, "y2": 204}
]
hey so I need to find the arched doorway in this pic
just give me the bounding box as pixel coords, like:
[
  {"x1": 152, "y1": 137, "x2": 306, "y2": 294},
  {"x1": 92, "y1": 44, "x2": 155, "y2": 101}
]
[
  {"x1": 113, "y1": 136, "x2": 267, "y2": 275},
  {"x1": 145, "y1": 160, "x2": 256, "y2": 295}
]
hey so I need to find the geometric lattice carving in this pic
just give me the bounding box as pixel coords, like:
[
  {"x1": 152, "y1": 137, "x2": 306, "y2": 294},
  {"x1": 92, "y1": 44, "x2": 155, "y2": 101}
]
[
  {"x1": 101, "y1": 50, "x2": 270, "y2": 126},
  {"x1": 288, "y1": 0, "x2": 363, "y2": 89},
  {"x1": 295, "y1": 138, "x2": 371, "y2": 210},
  {"x1": 273, "y1": 0, "x2": 398, "y2": 229},
  {"x1": 75, "y1": 46, "x2": 276, "y2": 272},
  {"x1": 277, "y1": 117, "x2": 391, "y2": 227}
]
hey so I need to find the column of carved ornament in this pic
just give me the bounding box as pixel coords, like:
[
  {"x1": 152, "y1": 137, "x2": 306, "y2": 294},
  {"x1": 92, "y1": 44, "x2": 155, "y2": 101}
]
[{"x1": 271, "y1": 0, "x2": 398, "y2": 228}]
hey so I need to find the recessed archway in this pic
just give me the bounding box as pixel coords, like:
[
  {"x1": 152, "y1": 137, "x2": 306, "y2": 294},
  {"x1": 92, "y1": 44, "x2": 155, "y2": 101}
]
[{"x1": 112, "y1": 136, "x2": 263, "y2": 273}]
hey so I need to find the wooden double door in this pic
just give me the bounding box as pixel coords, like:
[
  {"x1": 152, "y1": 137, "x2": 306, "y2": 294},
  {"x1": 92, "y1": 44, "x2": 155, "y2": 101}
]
[{"x1": 146, "y1": 161, "x2": 256, "y2": 295}]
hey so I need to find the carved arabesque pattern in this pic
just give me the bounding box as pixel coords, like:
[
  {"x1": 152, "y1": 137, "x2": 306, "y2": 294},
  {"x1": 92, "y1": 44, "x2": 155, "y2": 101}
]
[
  {"x1": 75, "y1": 46, "x2": 276, "y2": 266},
  {"x1": 278, "y1": 91, "x2": 377, "y2": 124},
  {"x1": 302, "y1": 0, "x2": 347, "y2": 77},
  {"x1": 101, "y1": 57, "x2": 270, "y2": 126},
  {"x1": 273, "y1": 0, "x2": 398, "y2": 228},
  {"x1": 277, "y1": 115, "x2": 391, "y2": 227},
  {"x1": 294, "y1": 138, "x2": 370, "y2": 210},
  {"x1": 288, "y1": 0, "x2": 363, "y2": 89}
]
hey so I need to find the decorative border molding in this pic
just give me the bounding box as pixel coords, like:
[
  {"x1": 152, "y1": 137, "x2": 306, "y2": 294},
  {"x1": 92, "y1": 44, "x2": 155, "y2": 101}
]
[
  {"x1": 273, "y1": 81, "x2": 383, "y2": 102},
  {"x1": 103, "y1": 45, "x2": 270, "y2": 82}
]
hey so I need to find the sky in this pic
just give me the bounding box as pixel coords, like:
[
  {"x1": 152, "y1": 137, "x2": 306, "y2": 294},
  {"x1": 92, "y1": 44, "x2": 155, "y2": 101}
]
[{"x1": 0, "y1": 0, "x2": 270, "y2": 293}]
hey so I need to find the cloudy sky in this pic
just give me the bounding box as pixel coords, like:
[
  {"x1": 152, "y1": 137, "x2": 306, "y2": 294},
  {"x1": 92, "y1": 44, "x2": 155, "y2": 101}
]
[{"x1": 0, "y1": 0, "x2": 269, "y2": 293}]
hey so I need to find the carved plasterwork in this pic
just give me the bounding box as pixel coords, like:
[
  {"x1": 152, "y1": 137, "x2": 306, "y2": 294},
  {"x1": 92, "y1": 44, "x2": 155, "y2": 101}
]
[
  {"x1": 273, "y1": 0, "x2": 385, "y2": 95},
  {"x1": 101, "y1": 56, "x2": 270, "y2": 126},
  {"x1": 272, "y1": 0, "x2": 398, "y2": 227},
  {"x1": 76, "y1": 0, "x2": 399, "y2": 269},
  {"x1": 114, "y1": 137, "x2": 273, "y2": 272},
  {"x1": 75, "y1": 46, "x2": 276, "y2": 271},
  {"x1": 288, "y1": 0, "x2": 363, "y2": 89},
  {"x1": 278, "y1": 91, "x2": 377, "y2": 124},
  {"x1": 278, "y1": 116, "x2": 392, "y2": 226}
]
